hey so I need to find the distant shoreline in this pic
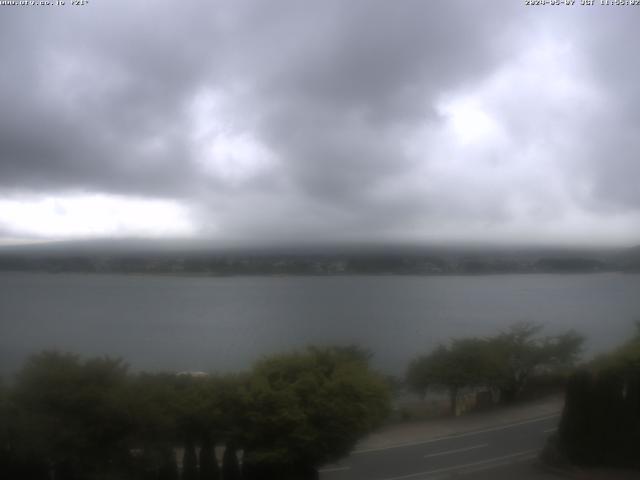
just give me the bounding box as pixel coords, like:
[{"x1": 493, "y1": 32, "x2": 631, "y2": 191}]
[
  {"x1": 0, "y1": 269, "x2": 636, "y2": 279},
  {"x1": 1, "y1": 246, "x2": 638, "y2": 277}
]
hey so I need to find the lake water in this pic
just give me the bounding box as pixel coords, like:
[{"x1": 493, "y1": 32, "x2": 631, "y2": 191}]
[{"x1": 1, "y1": 272, "x2": 639, "y2": 377}]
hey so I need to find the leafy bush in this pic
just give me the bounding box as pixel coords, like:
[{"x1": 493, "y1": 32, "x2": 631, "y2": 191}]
[
  {"x1": 239, "y1": 346, "x2": 390, "y2": 479},
  {"x1": 0, "y1": 346, "x2": 390, "y2": 480}
]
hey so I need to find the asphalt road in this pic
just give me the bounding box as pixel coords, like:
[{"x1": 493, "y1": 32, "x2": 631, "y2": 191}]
[{"x1": 319, "y1": 414, "x2": 561, "y2": 480}]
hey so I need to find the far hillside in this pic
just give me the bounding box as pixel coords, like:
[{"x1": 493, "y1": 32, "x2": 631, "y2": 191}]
[{"x1": 0, "y1": 241, "x2": 638, "y2": 276}]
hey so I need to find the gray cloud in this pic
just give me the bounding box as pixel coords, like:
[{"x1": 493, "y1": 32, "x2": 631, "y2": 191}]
[{"x1": 0, "y1": 1, "x2": 638, "y2": 245}]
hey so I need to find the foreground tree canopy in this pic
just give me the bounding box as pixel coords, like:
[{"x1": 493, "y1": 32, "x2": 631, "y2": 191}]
[
  {"x1": 406, "y1": 322, "x2": 585, "y2": 410},
  {"x1": 239, "y1": 346, "x2": 390, "y2": 478},
  {"x1": 550, "y1": 323, "x2": 640, "y2": 469},
  {"x1": 0, "y1": 346, "x2": 390, "y2": 480}
]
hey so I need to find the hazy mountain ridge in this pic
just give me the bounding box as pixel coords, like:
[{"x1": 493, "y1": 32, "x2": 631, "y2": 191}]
[{"x1": 0, "y1": 240, "x2": 637, "y2": 275}]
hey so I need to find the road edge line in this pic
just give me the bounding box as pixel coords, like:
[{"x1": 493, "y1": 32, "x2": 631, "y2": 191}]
[{"x1": 353, "y1": 412, "x2": 560, "y2": 455}]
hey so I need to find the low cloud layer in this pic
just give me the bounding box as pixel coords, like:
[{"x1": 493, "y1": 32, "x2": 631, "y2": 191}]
[{"x1": 1, "y1": 1, "x2": 638, "y2": 246}]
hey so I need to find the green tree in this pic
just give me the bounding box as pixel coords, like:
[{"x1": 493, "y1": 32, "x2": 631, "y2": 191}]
[
  {"x1": 406, "y1": 355, "x2": 433, "y2": 400},
  {"x1": 239, "y1": 346, "x2": 390, "y2": 479},
  {"x1": 406, "y1": 339, "x2": 499, "y2": 414},
  {"x1": 592, "y1": 321, "x2": 640, "y2": 375},
  {"x1": 407, "y1": 323, "x2": 584, "y2": 409},
  {"x1": 489, "y1": 323, "x2": 584, "y2": 402},
  {"x1": 556, "y1": 364, "x2": 640, "y2": 468},
  {"x1": 127, "y1": 373, "x2": 182, "y2": 462},
  {"x1": 197, "y1": 374, "x2": 247, "y2": 451},
  {"x1": 11, "y1": 351, "x2": 133, "y2": 479},
  {"x1": 127, "y1": 372, "x2": 223, "y2": 478}
]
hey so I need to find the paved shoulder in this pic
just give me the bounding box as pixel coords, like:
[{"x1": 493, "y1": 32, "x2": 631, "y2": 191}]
[
  {"x1": 356, "y1": 395, "x2": 563, "y2": 452},
  {"x1": 320, "y1": 396, "x2": 565, "y2": 480}
]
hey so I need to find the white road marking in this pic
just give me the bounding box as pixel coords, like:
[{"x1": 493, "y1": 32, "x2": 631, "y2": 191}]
[
  {"x1": 378, "y1": 449, "x2": 538, "y2": 480},
  {"x1": 424, "y1": 443, "x2": 488, "y2": 458},
  {"x1": 318, "y1": 466, "x2": 351, "y2": 473},
  {"x1": 353, "y1": 413, "x2": 560, "y2": 455},
  {"x1": 456, "y1": 450, "x2": 540, "y2": 476}
]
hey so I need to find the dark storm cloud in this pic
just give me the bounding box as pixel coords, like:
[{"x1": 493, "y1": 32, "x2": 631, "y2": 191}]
[
  {"x1": 578, "y1": 13, "x2": 640, "y2": 211},
  {"x1": 0, "y1": 0, "x2": 638, "y2": 244},
  {"x1": 250, "y1": 1, "x2": 517, "y2": 200},
  {"x1": 0, "y1": 2, "x2": 222, "y2": 196}
]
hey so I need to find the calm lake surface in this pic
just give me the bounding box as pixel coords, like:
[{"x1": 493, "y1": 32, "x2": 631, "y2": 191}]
[{"x1": 1, "y1": 272, "x2": 639, "y2": 376}]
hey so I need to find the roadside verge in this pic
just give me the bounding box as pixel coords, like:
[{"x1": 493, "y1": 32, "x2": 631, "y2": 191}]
[{"x1": 354, "y1": 395, "x2": 564, "y2": 454}]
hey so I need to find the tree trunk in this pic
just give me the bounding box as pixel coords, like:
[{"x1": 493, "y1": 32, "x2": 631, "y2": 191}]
[
  {"x1": 158, "y1": 448, "x2": 179, "y2": 480},
  {"x1": 199, "y1": 436, "x2": 219, "y2": 480},
  {"x1": 450, "y1": 386, "x2": 459, "y2": 416},
  {"x1": 222, "y1": 443, "x2": 240, "y2": 480},
  {"x1": 182, "y1": 440, "x2": 198, "y2": 480}
]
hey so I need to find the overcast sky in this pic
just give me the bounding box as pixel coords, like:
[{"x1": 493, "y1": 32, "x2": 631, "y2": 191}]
[{"x1": 1, "y1": 0, "x2": 638, "y2": 248}]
